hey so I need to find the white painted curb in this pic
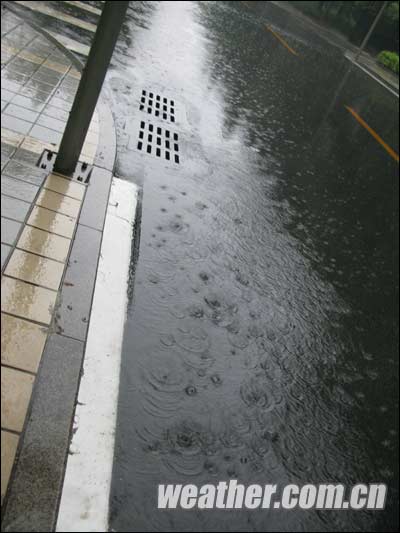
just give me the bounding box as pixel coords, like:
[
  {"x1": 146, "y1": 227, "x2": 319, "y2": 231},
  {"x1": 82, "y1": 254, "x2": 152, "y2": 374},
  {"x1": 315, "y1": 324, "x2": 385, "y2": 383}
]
[
  {"x1": 345, "y1": 52, "x2": 399, "y2": 98},
  {"x1": 56, "y1": 177, "x2": 139, "y2": 532}
]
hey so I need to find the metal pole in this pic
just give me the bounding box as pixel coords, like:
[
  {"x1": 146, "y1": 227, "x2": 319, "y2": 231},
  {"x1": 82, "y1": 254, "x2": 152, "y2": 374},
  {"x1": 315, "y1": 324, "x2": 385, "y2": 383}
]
[
  {"x1": 54, "y1": 1, "x2": 129, "y2": 176},
  {"x1": 354, "y1": 1, "x2": 387, "y2": 62}
]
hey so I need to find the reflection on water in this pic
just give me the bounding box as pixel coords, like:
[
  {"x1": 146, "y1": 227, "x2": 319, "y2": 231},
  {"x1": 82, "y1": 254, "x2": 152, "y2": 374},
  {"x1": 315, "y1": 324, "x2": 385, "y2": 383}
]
[{"x1": 108, "y1": 1, "x2": 398, "y2": 531}]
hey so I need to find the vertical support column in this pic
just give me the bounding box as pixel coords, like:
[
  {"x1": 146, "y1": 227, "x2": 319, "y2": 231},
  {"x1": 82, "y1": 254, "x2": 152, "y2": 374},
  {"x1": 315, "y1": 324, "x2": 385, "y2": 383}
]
[
  {"x1": 54, "y1": 1, "x2": 129, "y2": 176},
  {"x1": 354, "y1": 1, "x2": 388, "y2": 62}
]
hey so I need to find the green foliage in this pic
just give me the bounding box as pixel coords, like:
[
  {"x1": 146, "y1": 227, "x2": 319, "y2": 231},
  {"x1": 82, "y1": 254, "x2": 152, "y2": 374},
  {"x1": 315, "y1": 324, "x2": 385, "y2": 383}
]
[{"x1": 377, "y1": 50, "x2": 399, "y2": 73}]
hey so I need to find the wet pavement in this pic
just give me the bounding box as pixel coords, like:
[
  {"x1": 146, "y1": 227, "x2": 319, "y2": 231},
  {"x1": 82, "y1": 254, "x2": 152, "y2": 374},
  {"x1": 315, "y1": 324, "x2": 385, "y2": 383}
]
[
  {"x1": 4, "y1": 1, "x2": 399, "y2": 532},
  {"x1": 107, "y1": 2, "x2": 398, "y2": 531}
]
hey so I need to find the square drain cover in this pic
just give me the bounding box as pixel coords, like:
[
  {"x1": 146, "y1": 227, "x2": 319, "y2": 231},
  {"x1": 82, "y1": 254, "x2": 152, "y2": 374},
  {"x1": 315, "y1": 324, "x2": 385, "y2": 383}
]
[
  {"x1": 139, "y1": 90, "x2": 176, "y2": 123},
  {"x1": 136, "y1": 121, "x2": 180, "y2": 164}
]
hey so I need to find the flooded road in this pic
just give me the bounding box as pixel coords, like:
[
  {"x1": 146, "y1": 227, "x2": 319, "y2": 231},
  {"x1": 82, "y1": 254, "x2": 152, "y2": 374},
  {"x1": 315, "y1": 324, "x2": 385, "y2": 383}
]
[{"x1": 103, "y1": 1, "x2": 399, "y2": 531}]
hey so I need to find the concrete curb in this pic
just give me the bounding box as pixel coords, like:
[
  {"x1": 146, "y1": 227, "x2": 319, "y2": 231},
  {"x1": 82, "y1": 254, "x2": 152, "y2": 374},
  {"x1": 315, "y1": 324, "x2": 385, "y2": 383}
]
[
  {"x1": 344, "y1": 51, "x2": 399, "y2": 98},
  {"x1": 56, "y1": 178, "x2": 139, "y2": 532}
]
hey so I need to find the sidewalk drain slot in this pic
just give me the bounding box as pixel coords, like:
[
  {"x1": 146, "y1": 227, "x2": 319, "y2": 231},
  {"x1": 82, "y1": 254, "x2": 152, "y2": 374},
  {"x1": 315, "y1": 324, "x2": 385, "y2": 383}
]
[
  {"x1": 37, "y1": 149, "x2": 93, "y2": 183},
  {"x1": 136, "y1": 122, "x2": 180, "y2": 164},
  {"x1": 139, "y1": 89, "x2": 176, "y2": 122}
]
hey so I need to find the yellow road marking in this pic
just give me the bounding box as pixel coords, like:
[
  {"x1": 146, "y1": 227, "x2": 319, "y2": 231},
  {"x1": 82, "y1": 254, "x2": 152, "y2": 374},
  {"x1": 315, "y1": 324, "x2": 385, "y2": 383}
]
[
  {"x1": 265, "y1": 25, "x2": 298, "y2": 56},
  {"x1": 240, "y1": 2, "x2": 298, "y2": 56},
  {"x1": 345, "y1": 106, "x2": 399, "y2": 163}
]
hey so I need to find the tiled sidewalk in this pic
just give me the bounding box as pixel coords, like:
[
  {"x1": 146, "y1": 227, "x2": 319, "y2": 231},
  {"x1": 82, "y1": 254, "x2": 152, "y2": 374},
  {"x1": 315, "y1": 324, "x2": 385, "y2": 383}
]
[
  {"x1": 1, "y1": 175, "x2": 86, "y2": 502},
  {"x1": 1, "y1": 10, "x2": 98, "y2": 505}
]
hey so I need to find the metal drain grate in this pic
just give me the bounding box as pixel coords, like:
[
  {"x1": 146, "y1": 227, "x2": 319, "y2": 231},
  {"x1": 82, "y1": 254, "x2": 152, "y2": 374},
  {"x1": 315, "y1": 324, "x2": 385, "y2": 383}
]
[
  {"x1": 137, "y1": 121, "x2": 180, "y2": 164},
  {"x1": 139, "y1": 90, "x2": 176, "y2": 123}
]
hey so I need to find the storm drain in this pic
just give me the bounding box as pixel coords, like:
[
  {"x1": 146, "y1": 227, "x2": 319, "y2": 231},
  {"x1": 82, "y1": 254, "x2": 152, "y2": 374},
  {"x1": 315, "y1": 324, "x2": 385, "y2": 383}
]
[
  {"x1": 137, "y1": 121, "x2": 180, "y2": 164},
  {"x1": 139, "y1": 90, "x2": 176, "y2": 122}
]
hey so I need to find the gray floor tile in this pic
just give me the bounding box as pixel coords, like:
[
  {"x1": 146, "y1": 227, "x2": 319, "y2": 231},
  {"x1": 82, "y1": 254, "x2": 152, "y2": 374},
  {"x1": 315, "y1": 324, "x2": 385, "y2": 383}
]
[
  {"x1": 59, "y1": 77, "x2": 79, "y2": 92},
  {"x1": 3, "y1": 65, "x2": 29, "y2": 80},
  {"x1": 1, "y1": 142, "x2": 16, "y2": 159},
  {"x1": 1, "y1": 88, "x2": 17, "y2": 102},
  {"x1": 25, "y1": 79, "x2": 55, "y2": 94},
  {"x1": 1, "y1": 113, "x2": 32, "y2": 135},
  {"x1": 9, "y1": 58, "x2": 38, "y2": 75},
  {"x1": 11, "y1": 94, "x2": 45, "y2": 112},
  {"x1": 42, "y1": 105, "x2": 69, "y2": 122},
  {"x1": 48, "y1": 97, "x2": 72, "y2": 112},
  {"x1": 1, "y1": 217, "x2": 22, "y2": 245},
  {"x1": 4, "y1": 103, "x2": 39, "y2": 123},
  {"x1": 53, "y1": 89, "x2": 74, "y2": 104},
  {"x1": 1, "y1": 70, "x2": 29, "y2": 85},
  {"x1": 29, "y1": 125, "x2": 62, "y2": 145},
  {"x1": 1, "y1": 243, "x2": 12, "y2": 269},
  {"x1": 12, "y1": 147, "x2": 42, "y2": 167},
  {"x1": 1, "y1": 176, "x2": 39, "y2": 203},
  {"x1": 19, "y1": 87, "x2": 52, "y2": 103},
  {"x1": 1, "y1": 79, "x2": 23, "y2": 93},
  {"x1": 1, "y1": 194, "x2": 31, "y2": 222},
  {"x1": 35, "y1": 66, "x2": 62, "y2": 80},
  {"x1": 3, "y1": 160, "x2": 47, "y2": 186},
  {"x1": 32, "y1": 71, "x2": 61, "y2": 87},
  {"x1": 36, "y1": 114, "x2": 66, "y2": 133},
  {"x1": 1, "y1": 158, "x2": 9, "y2": 171}
]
